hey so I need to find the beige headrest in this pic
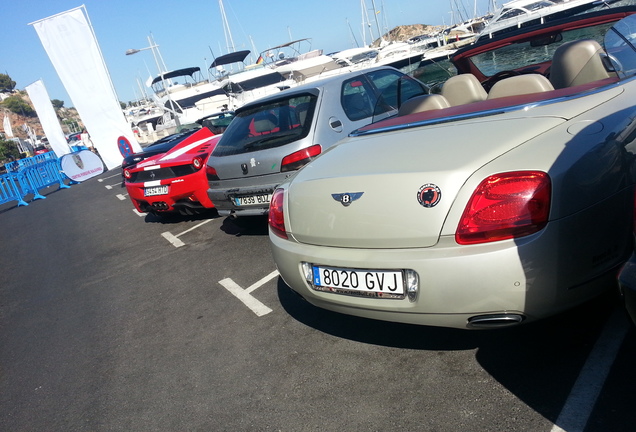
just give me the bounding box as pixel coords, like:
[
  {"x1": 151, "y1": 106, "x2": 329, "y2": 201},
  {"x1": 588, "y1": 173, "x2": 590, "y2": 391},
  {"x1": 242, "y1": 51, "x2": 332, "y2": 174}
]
[
  {"x1": 487, "y1": 74, "x2": 554, "y2": 99},
  {"x1": 442, "y1": 74, "x2": 488, "y2": 106},
  {"x1": 398, "y1": 94, "x2": 451, "y2": 116}
]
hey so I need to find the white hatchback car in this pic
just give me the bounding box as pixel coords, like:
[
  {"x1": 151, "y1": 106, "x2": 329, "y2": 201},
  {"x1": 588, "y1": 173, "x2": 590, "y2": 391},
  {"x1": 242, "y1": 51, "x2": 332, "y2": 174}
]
[{"x1": 206, "y1": 66, "x2": 428, "y2": 217}]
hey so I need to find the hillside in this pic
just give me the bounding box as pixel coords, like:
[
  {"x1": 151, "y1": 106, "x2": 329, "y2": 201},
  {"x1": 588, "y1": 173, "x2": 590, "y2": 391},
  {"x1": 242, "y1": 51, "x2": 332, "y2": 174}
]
[
  {"x1": 371, "y1": 23, "x2": 446, "y2": 46},
  {"x1": 1, "y1": 91, "x2": 83, "y2": 140}
]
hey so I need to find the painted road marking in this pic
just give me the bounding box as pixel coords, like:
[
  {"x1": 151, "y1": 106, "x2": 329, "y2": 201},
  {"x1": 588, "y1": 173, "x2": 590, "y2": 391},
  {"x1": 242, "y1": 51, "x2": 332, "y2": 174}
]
[
  {"x1": 133, "y1": 209, "x2": 145, "y2": 217},
  {"x1": 550, "y1": 307, "x2": 629, "y2": 432},
  {"x1": 116, "y1": 193, "x2": 127, "y2": 201},
  {"x1": 161, "y1": 232, "x2": 185, "y2": 248},
  {"x1": 218, "y1": 270, "x2": 279, "y2": 316},
  {"x1": 98, "y1": 172, "x2": 121, "y2": 182},
  {"x1": 161, "y1": 218, "x2": 215, "y2": 247},
  {"x1": 104, "y1": 182, "x2": 121, "y2": 190}
]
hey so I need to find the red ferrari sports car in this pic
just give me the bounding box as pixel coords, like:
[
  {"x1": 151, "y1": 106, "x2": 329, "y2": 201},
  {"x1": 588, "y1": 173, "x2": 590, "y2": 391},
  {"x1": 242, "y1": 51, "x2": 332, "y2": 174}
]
[{"x1": 124, "y1": 127, "x2": 222, "y2": 216}]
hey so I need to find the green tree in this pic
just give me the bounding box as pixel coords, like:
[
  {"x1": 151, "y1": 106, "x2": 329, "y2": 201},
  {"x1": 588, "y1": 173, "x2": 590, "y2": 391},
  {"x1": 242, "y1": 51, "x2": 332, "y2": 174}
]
[
  {"x1": 51, "y1": 99, "x2": 64, "y2": 109},
  {"x1": 0, "y1": 73, "x2": 16, "y2": 92},
  {"x1": 0, "y1": 136, "x2": 20, "y2": 161},
  {"x1": 1, "y1": 96, "x2": 35, "y2": 117}
]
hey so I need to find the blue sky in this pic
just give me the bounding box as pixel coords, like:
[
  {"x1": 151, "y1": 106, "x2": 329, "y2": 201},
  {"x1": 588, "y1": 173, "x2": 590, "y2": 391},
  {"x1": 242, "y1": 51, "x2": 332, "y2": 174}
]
[{"x1": 1, "y1": 0, "x2": 494, "y2": 106}]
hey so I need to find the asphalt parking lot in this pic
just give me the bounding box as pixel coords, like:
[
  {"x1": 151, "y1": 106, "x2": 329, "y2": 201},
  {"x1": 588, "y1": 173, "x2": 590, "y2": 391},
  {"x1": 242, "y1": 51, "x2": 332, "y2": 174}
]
[{"x1": 1, "y1": 171, "x2": 635, "y2": 432}]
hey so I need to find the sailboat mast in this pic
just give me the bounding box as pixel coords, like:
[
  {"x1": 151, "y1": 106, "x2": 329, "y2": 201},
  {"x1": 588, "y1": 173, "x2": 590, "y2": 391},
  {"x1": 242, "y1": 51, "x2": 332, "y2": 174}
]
[
  {"x1": 219, "y1": 0, "x2": 236, "y2": 54},
  {"x1": 370, "y1": 0, "x2": 383, "y2": 42}
]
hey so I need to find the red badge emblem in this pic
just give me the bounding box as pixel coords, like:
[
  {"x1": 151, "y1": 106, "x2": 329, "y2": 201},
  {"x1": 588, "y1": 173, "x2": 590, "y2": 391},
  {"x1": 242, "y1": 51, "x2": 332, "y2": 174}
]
[{"x1": 417, "y1": 184, "x2": 441, "y2": 208}]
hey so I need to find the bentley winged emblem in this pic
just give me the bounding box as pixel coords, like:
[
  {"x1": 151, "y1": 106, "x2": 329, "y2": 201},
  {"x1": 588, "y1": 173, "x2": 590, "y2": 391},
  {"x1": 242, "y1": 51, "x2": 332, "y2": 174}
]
[{"x1": 332, "y1": 192, "x2": 364, "y2": 207}]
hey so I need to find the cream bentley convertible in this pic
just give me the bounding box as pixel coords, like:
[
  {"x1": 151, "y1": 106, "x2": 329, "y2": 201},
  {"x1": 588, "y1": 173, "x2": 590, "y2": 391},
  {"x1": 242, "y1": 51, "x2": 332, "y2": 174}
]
[{"x1": 269, "y1": 7, "x2": 636, "y2": 329}]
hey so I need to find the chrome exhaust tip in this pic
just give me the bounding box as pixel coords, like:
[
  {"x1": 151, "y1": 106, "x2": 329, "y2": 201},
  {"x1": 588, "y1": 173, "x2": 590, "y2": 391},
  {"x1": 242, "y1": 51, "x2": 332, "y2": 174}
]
[{"x1": 467, "y1": 313, "x2": 525, "y2": 329}]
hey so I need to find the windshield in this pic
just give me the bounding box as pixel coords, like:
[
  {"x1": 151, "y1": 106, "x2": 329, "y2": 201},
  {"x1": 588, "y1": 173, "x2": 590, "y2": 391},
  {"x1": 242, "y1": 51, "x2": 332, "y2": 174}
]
[
  {"x1": 605, "y1": 14, "x2": 636, "y2": 78},
  {"x1": 212, "y1": 93, "x2": 317, "y2": 156},
  {"x1": 198, "y1": 112, "x2": 235, "y2": 134},
  {"x1": 469, "y1": 20, "x2": 615, "y2": 77}
]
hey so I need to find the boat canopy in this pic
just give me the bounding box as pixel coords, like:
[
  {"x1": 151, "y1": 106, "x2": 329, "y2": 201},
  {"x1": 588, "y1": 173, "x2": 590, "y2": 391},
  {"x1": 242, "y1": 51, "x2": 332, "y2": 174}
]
[
  {"x1": 209, "y1": 50, "x2": 251, "y2": 69},
  {"x1": 151, "y1": 67, "x2": 201, "y2": 86},
  {"x1": 259, "y1": 38, "x2": 313, "y2": 58},
  {"x1": 267, "y1": 38, "x2": 311, "y2": 50}
]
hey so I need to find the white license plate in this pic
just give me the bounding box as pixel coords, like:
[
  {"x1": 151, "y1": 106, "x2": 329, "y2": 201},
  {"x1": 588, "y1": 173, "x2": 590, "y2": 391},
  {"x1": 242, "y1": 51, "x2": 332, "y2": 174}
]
[
  {"x1": 144, "y1": 185, "x2": 168, "y2": 196},
  {"x1": 234, "y1": 194, "x2": 271, "y2": 206},
  {"x1": 312, "y1": 266, "x2": 405, "y2": 298}
]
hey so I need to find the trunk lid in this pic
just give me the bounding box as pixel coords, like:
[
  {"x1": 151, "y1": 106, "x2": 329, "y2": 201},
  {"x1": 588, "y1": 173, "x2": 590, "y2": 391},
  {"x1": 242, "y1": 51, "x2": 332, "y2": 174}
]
[{"x1": 287, "y1": 116, "x2": 565, "y2": 248}]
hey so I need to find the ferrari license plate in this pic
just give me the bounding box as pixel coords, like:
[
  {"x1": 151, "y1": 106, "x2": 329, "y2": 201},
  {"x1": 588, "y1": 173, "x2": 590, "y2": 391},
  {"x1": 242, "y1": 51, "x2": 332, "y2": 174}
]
[
  {"x1": 144, "y1": 185, "x2": 168, "y2": 196},
  {"x1": 312, "y1": 266, "x2": 405, "y2": 297},
  {"x1": 234, "y1": 194, "x2": 271, "y2": 206}
]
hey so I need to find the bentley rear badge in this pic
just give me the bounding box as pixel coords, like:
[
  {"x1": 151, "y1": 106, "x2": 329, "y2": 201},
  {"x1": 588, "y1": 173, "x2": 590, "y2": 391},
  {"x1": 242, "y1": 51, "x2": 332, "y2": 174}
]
[{"x1": 332, "y1": 192, "x2": 364, "y2": 207}]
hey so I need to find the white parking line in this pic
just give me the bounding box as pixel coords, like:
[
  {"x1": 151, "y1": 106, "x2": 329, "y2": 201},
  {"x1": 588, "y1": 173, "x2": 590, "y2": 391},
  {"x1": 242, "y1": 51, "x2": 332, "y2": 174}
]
[
  {"x1": 98, "y1": 173, "x2": 121, "y2": 182},
  {"x1": 116, "y1": 193, "x2": 127, "y2": 201},
  {"x1": 133, "y1": 209, "x2": 145, "y2": 217},
  {"x1": 550, "y1": 308, "x2": 629, "y2": 432},
  {"x1": 161, "y1": 218, "x2": 215, "y2": 247},
  {"x1": 104, "y1": 182, "x2": 121, "y2": 190},
  {"x1": 162, "y1": 232, "x2": 185, "y2": 248},
  {"x1": 218, "y1": 270, "x2": 279, "y2": 316}
]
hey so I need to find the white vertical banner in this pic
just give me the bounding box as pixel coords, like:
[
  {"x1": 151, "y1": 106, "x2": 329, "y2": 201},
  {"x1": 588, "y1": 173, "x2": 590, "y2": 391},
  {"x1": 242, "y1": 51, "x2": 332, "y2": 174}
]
[
  {"x1": 25, "y1": 80, "x2": 71, "y2": 158},
  {"x1": 30, "y1": 6, "x2": 142, "y2": 170},
  {"x1": 3, "y1": 115, "x2": 14, "y2": 138}
]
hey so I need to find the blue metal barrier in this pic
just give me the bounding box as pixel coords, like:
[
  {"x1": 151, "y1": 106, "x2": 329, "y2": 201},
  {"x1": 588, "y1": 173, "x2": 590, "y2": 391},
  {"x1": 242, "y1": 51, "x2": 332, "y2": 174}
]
[{"x1": 0, "y1": 152, "x2": 70, "y2": 207}]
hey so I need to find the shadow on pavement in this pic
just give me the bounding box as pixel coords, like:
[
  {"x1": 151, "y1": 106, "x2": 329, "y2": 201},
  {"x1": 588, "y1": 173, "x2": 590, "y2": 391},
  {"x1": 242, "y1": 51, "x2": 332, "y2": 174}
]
[
  {"x1": 142, "y1": 208, "x2": 219, "y2": 224},
  {"x1": 278, "y1": 277, "x2": 634, "y2": 428},
  {"x1": 220, "y1": 215, "x2": 269, "y2": 236}
]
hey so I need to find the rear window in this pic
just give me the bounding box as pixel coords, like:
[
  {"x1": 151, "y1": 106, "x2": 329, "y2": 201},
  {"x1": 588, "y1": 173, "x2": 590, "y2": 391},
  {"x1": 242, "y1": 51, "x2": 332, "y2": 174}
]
[{"x1": 212, "y1": 94, "x2": 317, "y2": 156}]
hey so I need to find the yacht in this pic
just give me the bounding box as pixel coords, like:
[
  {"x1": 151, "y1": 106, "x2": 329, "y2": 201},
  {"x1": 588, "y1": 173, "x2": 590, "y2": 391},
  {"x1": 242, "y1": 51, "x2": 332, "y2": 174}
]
[{"x1": 477, "y1": 0, "x2": 616, "y2": 40}]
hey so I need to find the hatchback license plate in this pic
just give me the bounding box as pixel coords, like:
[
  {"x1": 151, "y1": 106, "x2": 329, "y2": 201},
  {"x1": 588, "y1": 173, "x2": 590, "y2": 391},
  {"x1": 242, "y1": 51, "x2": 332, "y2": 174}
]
[
  {"x1": 312, "y1": 266, "x2": 405, "y2": 297},
  {"x1": 234, "y1": 194, "x2": 271, "y2": 206},
  {"x1": 144, "y1": 185, "x2": 168, "y2": 196}
]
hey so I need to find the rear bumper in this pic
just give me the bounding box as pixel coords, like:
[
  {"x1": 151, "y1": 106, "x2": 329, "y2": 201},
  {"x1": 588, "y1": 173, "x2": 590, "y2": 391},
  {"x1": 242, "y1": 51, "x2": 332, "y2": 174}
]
[
  {"x1": 270, "y1": 213, "x2": 631, "y2": 329},
  {"x1": 126, "y1": 174, "x2": 213, "y2": 213},
  {"x1": 207, "y1": 174, "x2": 290, "y2": 216}
]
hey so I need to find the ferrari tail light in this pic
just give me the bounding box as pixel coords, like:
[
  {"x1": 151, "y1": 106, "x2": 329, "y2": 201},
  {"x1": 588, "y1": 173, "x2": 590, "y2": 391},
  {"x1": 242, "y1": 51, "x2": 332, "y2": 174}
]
[
  {"x1": 192, "y1": 156, "x2": 204, "y2": 170},
  {"x1": 206, "y1": 165, "x2": 220, "y2": 181},
  {"x1": 123, "y1": 169, "x2": 132, "y2": 179},
  {"x1": 269, "y1": 188, "x2": 287, "y2": 239},
  {"x1": 281, "y1": 144, "x2": 321, "y2": 172},
  {"x1": 456, "y1": 171, "x2": 551, "y2": 245}
]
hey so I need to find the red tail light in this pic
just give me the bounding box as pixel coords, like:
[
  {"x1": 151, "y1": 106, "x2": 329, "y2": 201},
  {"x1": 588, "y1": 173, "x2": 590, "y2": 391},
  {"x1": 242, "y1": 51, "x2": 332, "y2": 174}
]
[
  {"x1": 281, "y1": 144, "x2": 321, "y2": 172},
  {"x1": 192, "y1": 156, "x2": 204, "y2": 170},
  {"x1": 269, "y1": 188, "x2": 287, "y2": 239},
  {"x1": 123, "y1": 169, "x2": 132, "y2": 179},
  {"x1": 456, "y1": 171, "x2": 551, "y2": 245},
  {"x1": 206, "y1": 165, "x2": 220, "y2": 181}
]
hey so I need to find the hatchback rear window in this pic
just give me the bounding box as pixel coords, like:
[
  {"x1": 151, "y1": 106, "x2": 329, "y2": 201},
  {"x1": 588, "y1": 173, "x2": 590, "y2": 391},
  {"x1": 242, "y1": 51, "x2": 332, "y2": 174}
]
[{"x1": 212, "y1": 94, "x2": 317, "y2": 156}]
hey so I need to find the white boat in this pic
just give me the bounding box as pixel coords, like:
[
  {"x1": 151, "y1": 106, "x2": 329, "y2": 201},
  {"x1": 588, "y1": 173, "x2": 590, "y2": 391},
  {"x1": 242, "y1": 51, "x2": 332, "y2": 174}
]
[
  {"x1": 124, "y1": 103, "x2": 164, "y2": 129},
  {"x1": 207, "y1": 49, "x2": 297, "y2": 108},
  {"x1": 149, "y1": 66, "x2": 230, "y2": 125},
  {"x1": 257, "y1": 39, "x2": 344, "y2": 82},
  {"x1": 477, "y1": 0, "x2": 615, "y2": 40}
]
